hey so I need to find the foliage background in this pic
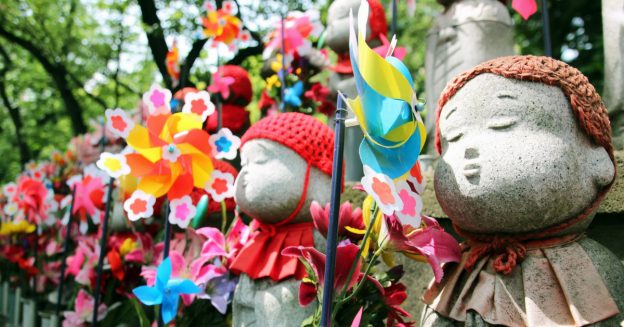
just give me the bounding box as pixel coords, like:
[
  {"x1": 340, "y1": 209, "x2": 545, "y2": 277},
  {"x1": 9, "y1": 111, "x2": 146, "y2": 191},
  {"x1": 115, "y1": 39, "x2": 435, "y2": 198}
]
[{"x1": 0, "y1": 0, "x2": 606, "y2": 182}]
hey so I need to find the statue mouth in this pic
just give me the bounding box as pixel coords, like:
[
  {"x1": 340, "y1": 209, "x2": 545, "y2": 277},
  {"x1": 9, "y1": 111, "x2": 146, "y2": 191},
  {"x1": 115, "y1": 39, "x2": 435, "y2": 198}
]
[{"x1": 463, "y1": 162, "x2": 481, "y2": 184}]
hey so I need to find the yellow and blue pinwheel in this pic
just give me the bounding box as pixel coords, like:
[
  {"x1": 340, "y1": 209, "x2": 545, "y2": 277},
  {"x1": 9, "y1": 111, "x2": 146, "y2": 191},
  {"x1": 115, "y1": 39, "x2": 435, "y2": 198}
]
[{"x1": 346, "y1": 0, "x2": 426, "y2": 179}]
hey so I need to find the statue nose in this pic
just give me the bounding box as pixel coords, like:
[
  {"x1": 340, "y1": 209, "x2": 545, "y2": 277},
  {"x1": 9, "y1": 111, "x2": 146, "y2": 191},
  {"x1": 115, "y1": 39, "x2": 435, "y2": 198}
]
[{"x1": 465, "y1": 147, "x2": 479, "y2": 160}]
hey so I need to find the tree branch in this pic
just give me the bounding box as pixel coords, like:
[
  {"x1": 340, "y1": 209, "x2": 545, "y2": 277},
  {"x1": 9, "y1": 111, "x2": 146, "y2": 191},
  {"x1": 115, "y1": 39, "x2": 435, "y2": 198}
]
[
  {"x1": 176, "y1": 38, "x2": 208, "y2": 92},
  {"x1": 137, "y1": 0, "x2": 172, "y2": 89},
  {"x1": 66, "y1": 71, "x2": 109, "y2": 110}
]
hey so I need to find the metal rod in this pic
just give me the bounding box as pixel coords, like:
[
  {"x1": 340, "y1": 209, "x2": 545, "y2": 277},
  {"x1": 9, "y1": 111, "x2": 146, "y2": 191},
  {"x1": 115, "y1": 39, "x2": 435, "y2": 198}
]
[
  {"x1": 55, "y1": 186, "x2": 77, "y2": 327},
  {"x1": 391, "y1": 0, "x2": 397, "y2": 37},
  {"x1": 91, "y1": 177, "x2": 114, "y2": 326},
  {"x1": 280, "y1": 12, "x2": 286, "y2": 112},
  {"x1": 216, "y1": 49, "x2": 222, "y2": 131},
  {"x1": 541, "y1": 0, "x2": 552, "y2": 57},
  {"x1": 320, "y1": 96, "x2": 346, "y2": 327},
  {"x1": 158, "y1": 201, "x2": 171, "y2": 327}
]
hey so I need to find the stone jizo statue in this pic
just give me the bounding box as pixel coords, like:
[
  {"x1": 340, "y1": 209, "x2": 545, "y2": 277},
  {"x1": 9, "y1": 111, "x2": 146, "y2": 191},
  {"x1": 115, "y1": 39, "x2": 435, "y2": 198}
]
[
  {"x1": 421, "y1": 55, "x2": 624, "y2": 326},
  {"x1": 229, "y1": 112, "x2": 333, "y2": 327}
]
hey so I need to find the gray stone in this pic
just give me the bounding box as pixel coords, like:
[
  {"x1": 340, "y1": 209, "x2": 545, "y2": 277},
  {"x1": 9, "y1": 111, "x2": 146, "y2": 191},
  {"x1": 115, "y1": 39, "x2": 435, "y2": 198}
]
[
  {"x1": 422, "y1": 72, "x2": 623, "y2": 326},
  {"x1": 435, "y1": 74, "x2": 614, "y2": 234},
  {"x1": 232, "y1": 139, "x2": 331, "y2": 327},
  {"x1": 602, "y1": 0, "x2": 624, "y2": 150},
  {"x1": 424, "y1": 0, "x2": 515, "y2": 154}
]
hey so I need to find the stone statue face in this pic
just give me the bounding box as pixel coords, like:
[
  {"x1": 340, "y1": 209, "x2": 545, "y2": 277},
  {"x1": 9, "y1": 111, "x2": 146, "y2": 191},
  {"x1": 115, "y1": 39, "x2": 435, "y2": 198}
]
[
  {"x1": 434, "y1": 74, "x2": 615, "y2": 234},
  {"x1": 235, "y1": 139, "x2": 332, "y2": 224}
]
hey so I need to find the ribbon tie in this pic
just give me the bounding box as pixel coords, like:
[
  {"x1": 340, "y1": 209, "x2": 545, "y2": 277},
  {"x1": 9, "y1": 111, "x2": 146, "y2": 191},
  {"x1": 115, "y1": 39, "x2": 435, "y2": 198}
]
[{"x1": 464, "y1": 236, "x2": 527, "y2": 275}]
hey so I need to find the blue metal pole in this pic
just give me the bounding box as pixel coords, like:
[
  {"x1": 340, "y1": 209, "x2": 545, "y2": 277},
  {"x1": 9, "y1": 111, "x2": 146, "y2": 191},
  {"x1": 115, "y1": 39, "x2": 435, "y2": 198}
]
[{"x1": 320, "y1": 97, "x2": 346, "y2": 326}]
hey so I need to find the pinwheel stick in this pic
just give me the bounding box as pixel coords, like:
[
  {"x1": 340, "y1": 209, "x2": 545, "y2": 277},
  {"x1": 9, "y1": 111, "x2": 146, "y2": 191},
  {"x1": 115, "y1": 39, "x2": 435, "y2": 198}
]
[
  {"x1": 541, "y1": 0, "x2": 552, "y2": 57},
  {"x1": 91, "y1": 177, "x2": 114, "y2": 326},
  {"x1": 55, "y1": 186, "x2": 77, "y2": 326},
  {"x1": 280, "y1": 12, "x2": 286, "y2": 112},
  {"x1": 216, "y1": 49, "x2": 223, "y2": 131},
  {"x1": 391, "y1": 0, "x2": 397, "y2": 37},
  {"x1": 320, "y1": 95, "x2": 346, "y2": 326}
]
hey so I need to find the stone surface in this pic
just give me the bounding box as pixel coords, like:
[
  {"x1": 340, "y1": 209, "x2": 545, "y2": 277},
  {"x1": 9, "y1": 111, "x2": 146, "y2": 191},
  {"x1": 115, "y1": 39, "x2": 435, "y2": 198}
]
[
  {"x1": 423, "y1": 0, "x2": 515, "y2": 154},
  {"x1": 602, "y1": 0, "x2": 624, "y2": 150},
  {"x1": 435, "y1": 74, "x2": 614, "y2": 234},
  {"x1": 232, "y1": 139, "x2": 331, "y2": 327},
  {"x1": 420, "y1": 71, "x2": 623, "y2": 326}
]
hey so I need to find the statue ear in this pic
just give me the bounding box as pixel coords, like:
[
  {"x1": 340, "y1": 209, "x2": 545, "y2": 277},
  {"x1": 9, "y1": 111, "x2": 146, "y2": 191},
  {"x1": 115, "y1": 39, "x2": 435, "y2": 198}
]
[{"x1": 586, "y1": 146, "x2": 615, "y2": 189}]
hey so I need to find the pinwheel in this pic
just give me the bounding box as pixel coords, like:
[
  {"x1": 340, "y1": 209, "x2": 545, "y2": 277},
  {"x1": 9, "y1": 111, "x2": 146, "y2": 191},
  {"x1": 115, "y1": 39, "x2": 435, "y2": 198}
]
[
  {"x1": 166, "y1": 40, "x2": 181, "y2": 85},
  {"x1": 208, "y1": 73, "x2": 235, "y2": 100},
  {"x1": 263, "y1": 10, "x2": 323, "y2": 59},
  {"x1": 345, "y1": 0, "x2": 426, "y2": 179},
  {"x1": 512, "y1": 0, "x2": 538, "y2": 20},
  {"x1": 98, "y1": 86, "x2": 216, "y2": 222},
  {"x1": 64, "y1": 166, "x2": 107, "y2": 234},
  {"x1": 4, "y1": 175, "x2": 56, "y2": 225},
  {"x1": 133, "y1": 257, "x2": 200, "y2": 324},
  {"x1": 202, "y1": 3, "x2": 242, "y2": 45},
  {"x1": 282, "y1": 81, "x2": 304, "y2": 108}
]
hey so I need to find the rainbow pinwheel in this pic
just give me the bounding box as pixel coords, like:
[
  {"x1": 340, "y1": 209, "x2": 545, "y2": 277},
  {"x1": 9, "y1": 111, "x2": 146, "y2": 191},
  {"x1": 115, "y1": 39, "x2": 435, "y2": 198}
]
[
  {"x1": 202, "y1": 2, "x2": 242, "y2": 45},
  {"x1": 97, "y1": 85, "x2": 217, "y2": 222},
  {"x1": 345, "y1": 0, "x2": 426, "y2": 179}
]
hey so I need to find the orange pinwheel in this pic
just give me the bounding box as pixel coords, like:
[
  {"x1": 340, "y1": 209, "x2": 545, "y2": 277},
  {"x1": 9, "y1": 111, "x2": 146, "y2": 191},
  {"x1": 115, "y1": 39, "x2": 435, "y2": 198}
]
[
  {"x1": 202, "y1": 8, "x2": 241, "y2": 44},
  {"x1": 124, "y1": 112, "x2": 214, "y2": 200}
]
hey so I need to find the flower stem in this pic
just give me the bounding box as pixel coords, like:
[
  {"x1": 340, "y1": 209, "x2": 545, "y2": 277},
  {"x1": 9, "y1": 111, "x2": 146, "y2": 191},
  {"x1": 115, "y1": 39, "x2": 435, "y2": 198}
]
[
  {"x1": 220, "y1": 201, "x2": 227, "y2": 232},
  {"x1": 339, "y1": 247, "x2": 383, "y2": 304}
]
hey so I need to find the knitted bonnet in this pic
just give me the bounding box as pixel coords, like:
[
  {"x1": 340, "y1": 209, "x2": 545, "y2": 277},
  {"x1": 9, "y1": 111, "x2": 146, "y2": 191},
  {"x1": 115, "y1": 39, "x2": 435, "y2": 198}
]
[
  {"x1": 241, "y1": 112, "x2": 335, "y2": 176},
  {"x1": 435, "y1": 55, "x2": 614, "y2": 165}
]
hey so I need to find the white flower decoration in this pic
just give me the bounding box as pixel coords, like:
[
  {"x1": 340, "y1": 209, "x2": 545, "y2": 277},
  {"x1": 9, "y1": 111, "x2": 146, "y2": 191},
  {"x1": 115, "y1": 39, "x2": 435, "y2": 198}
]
[
  {"x1": 209, "y1": 128, "x2": 240, "y2": 160},
  {"x1": 3, "y1": 182, "x2": 16, "y2": 197},
  {"x1": 406, "y1": 160, "x2": 426, "y2": 194},
  {"x1": 105, "y1": 108, "x2": 135, "y2": 139},
  {"x1": 161, "y1": 144, "x2": 182, "y2": 163},
  {"x1": 394, "y1": 181, "x2": 423, "y2": 228},
  {"x1": 4, "y1": 202, "x2": 18, "y2": 216},
  {"x1": 168, "y1": 196, "x2": 197, "y2": 229},
  {"x1": 205, "y1": 170, "x2": 235, "y2": 202},
  {"x1": 96, "y1": 152, "x2": 131, "y2": 179},
  {"x1": 361, "y1": 165, "x2": 403, "y2": 216},
  {"x1": 123, "y1": 190, "x2": 156, "y2": 221},
  {"x1": 142, "y1": 84, "x2": 172, "y2": 116},
  {"x1": 182, "y1": 91, "x2": 215, "y2": 123}
]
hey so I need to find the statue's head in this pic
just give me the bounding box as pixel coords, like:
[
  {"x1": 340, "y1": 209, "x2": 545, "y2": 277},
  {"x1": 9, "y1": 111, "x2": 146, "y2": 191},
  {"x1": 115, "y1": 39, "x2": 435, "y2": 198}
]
[
  {"x1": 235, "y1": 113, "x2": 335, "y2": 224},
  {"x1": 434, "y1": 55, "x2": 615, "y2": 234}
]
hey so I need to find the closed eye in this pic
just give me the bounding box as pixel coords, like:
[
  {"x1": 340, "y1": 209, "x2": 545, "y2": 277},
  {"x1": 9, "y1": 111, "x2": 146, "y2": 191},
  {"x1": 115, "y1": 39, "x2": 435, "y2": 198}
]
[
  {"x1": 445, "y1": 130, "x2": 463, "y2": 142},
  {"x1": 487, "y1": 118, "x2": 517, "y2": 130}
]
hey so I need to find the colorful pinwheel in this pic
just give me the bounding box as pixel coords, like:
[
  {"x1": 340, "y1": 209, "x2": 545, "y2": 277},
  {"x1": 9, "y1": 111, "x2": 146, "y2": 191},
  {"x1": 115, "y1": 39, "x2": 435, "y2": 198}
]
[
  {"x1": 263, "y1": 10, "x2": 323, "y2": 59},
  {"x1": 345, "y1": 0, "x2": 426, "y2": 180},
  {"x1": 63, "y1": 165, "x2": 107, "y2": 234},
  {"x1": 208, "y1": 73, "x2": 235, "y2": 100},
  {"x1": 133, "y1": 257, "x2": 200, "y2": 324},
  {"x1": 202, "y1": 2, "x2": 242, "y2": 45}
]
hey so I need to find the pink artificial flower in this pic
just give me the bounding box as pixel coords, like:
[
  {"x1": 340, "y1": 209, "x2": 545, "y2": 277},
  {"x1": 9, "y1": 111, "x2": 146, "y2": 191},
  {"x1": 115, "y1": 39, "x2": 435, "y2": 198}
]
[
  {"x1": 381, "y1": 215, "x2": 461, "y2": 283},
  {"x1": 63, "y1": 289, "x2": 107, "y2": 327},
  {"x1": 208, "y1": 74, "x2": 235, "y2": 100},
  {"x1": 196, "y1": 217, "x2": 250, "y2": 267},
  {"x1": 310, "y1": 201, "x2": 365, "y2": 241},
  {"x1": 66, "y1": 236, "x2": 100, "y2": 287},
  {"x1": 67, "y1": 174, "x2": 106, "y2": 234}
]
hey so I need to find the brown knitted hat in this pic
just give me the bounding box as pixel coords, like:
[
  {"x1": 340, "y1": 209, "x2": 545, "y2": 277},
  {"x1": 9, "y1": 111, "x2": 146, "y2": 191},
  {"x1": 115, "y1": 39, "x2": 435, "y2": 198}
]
[{"x1": 434, "y1": 55, "x2": 614, "y2": 164}]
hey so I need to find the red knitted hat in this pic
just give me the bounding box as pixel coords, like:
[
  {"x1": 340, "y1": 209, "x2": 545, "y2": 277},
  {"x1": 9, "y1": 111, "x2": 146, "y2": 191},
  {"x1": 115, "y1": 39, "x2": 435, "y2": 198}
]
[
  {"x1": 368, "y1": 0, "x2": 388, "y2": 41},
  {"x1": 204, "y1": 103, "x2": 250, "y2": 134},
  {"x1": 435, "y1": 55, "x2": 614, "y2": 164},
  {"x1": 217, "y1": 65, "x2": 253, "y2": 106},
  {"x1": 241, "y1": 113, "x2": 335, "y2": 176}
]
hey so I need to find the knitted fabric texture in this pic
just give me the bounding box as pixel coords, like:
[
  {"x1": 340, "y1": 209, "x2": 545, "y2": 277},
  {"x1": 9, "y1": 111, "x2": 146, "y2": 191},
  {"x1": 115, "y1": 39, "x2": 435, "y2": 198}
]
[
  {"x1": 368, "y1": 0, "x2": 388, "y2": 41},
  {"x1": 241, "y1": 112, "x2": 335, "y2": 176},
  {"x1": 433, "y1": 55, "x2": 616, "y2": 274},
  {"x1": 217, "y1": 65, "x2": 253, "y2": 106}
]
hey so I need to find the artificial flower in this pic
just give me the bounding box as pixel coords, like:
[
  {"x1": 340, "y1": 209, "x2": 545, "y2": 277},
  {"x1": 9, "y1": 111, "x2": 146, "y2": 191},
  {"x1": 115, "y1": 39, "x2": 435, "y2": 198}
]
[
  {"x1": 134, "y1": 257, "x2": 201, "y2": 323},
  {"x1": 263, "y1": 10, "x2": 323, "y2": 58},
  {"x1": 63, "y1": 289, "x2": 107, "y2": 327},
  {"x1": 204, "y1": 169, "x2": 235, "y2": 202},
  {"x1": 123, "y1": 190, "x2": 156, "y2": 221},
  {"x1": 208, "y1": 128, "x2": 240, "y2": 160},
  {"x1": 196, "y1": 218, "x2": 250, "y2": 266},
  {"x1": 66, "y1": 236, "x2": 100, "y2": 286},
  {"x1": 258, "y1": 90, "x2": 277, "y2": 112},
  {"x1": 198, "y1": 274, "x2": 238, "y2": 314},
  {"x1": 65, "y1": 170, "x2": 106, "y2": 234},
  {"x1": 282, "y1": 242, "x2": 361, "y2": 307},
  {"x1": 105, "y1": 108, "x2": 135, "y2": 139},
  {"x1": 182, "y1": 90, "x2": 215, "y2": 123},
  {"x1": 208, "y1": 73, "x2": 235, "y2": 100},
  {"x1": 361, "y1": 166, "x2": 403, "y2": 216},
  {"x1": 380, "y1": 215, "x2": 461, "y2": 282},
  {"x1": 142, "y1": 84, "x2": 172, "y2": 116},
  {"x1": 310, "y1": 201, "x2": 365, "y2": 241},
  {"x1": 168, "y1": 196, "x2": 197, "y2": 228},
  {"x1": 0, "y1": 220, "x2": 36, "y2": 235},
  {"x1": 96, "y1": 152, "x2": 131, "y2": 179}
]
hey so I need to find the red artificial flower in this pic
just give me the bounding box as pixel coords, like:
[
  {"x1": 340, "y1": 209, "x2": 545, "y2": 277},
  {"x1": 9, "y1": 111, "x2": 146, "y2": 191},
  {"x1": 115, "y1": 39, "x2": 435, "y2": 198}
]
[
  {"x1": 282, "y1": 242, "x2": 361, "y2": 307},
  {"x1": 258, "y1": 90, "x2": 277, "y2": 112},
  {"x1": 304, "y1": 83, "x2": 330, "y2": 103},
  {"x1": 107, "y1": 250, "x2": 125, "y2": 280},
  {"x1": 310, "y1": 201, "x2": 365, "y2": 241}
]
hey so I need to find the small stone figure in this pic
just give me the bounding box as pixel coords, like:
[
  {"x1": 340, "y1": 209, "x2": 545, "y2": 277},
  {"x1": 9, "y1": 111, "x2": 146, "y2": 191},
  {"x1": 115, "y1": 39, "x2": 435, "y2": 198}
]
[
  {"x1": 602, "y1": 0, "x2": 624, "y2": 149},
  {"x1": 421, "y1": 56, "x2": 624, "y2": 326},
  {"x1": 229, "y1": 113, "x2": 334, "y2": 327},
  {"x1": 424, "y1": 0, "x2": 514, "y2": 154}
]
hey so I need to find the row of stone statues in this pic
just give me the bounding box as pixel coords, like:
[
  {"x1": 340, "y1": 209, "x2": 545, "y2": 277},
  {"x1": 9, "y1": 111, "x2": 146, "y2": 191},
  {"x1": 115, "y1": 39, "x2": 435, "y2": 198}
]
[{"x1": 228, "y1": 1, "x2": 624, "y2": 326}]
